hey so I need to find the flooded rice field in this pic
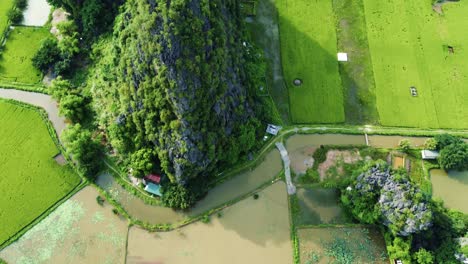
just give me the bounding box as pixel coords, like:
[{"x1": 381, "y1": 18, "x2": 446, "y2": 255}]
[
  {"x1": 21, "y1": 0, "x2": 51, "y2": 26},
  {"x1": 96, "y1": 149, "x2": 282, "y2": 224},
  {"x1": 126, "y1": 181, "x2": 292, "y2": 264},
  {"x1": 0, "y1": 187, "x2": 128, "y2": 264},
  {"x1": 298, "y1": 227, "x2": 388, "y2": 264},
  {"x1": 296, "y1": 188, "x2": 350, "y2": 226},
  {"x1": 367, "y1": 135, "x2": 428, "y2": 148},
  {"x1": 431, "y1": 169, "x2": 468, "y2": 213},
  {"x1": 189, "y1": 149, "x2": 281, "y2": 215}
]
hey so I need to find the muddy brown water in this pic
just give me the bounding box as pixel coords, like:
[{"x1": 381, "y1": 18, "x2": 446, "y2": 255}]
[
  {"x1": 0, "y1": 186, "x2": 128, "y2": 264},
  {"x1": 296, "y1": 188, "x2": 350, "y2": 225},
  {"x1": 126, "y1": 181, "x2": 292, "y2": 264},
  {"x1": 431, "y1": 169, "x2": 468, "y2": 213},
  {"x1": 367, "y1": 135, "x2": 429, "y2": 148},
  {"x1": 96, "y1": 149, "x2": 282, "y2": 224}
]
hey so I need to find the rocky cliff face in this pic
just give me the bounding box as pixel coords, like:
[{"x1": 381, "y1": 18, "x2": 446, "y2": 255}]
[{"x1": 91, "y1": 0, "x2": 261, "y2": 183}]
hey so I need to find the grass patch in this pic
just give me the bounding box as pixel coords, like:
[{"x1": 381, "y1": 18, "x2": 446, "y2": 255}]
[
  {"x1": 276, "y1": 0, "x2": 345, "y2": 123},
  {"x1": 0, "y1": 26, "x2": 50, "y2": 84},
  {"x1": 333, "y1": 0, "x2": 379, "y2": 124},
  {"x1": 298, "y1": 227, "x2": 388, "y2": 264},
  {"x1": 0, "y1": 0, "x2": 14, "y2": 36},
  {"x1": 0, "y1": 100, "x2": 80, "y2": 245},
  {"x1": 364, "y1": 0, "x2": 468, "y2": 128}
]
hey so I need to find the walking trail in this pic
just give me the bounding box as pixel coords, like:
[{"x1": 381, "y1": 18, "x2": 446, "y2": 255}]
[{"x1": 275, "y1": 142, "x2": 296, "y2": 195}]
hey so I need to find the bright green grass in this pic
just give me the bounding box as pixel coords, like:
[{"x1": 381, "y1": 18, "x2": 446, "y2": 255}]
[
  {"x1": 364, "y1": 0, "x2": 468, "y2": 128},
  {"x1": 0, "y1": 0, "x2": 14, "y2": 36},
  {"x1": 0, "y1": 26, "x2": 50, "y2": 84},
  {"x1": 0, "y1": 101, "x2": 80, "y2": 245},
  {"x1": 276, "y1": 0, "x2": 345, "y2": 123}
]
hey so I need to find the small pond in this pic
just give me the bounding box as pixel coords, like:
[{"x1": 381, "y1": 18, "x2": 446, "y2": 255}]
[
  {"x1": 296, "y1": 188, "x2": 350, "y2": 226},
  {"x1": 431, "y1": 169, "x2": 468, "y2": 213}
]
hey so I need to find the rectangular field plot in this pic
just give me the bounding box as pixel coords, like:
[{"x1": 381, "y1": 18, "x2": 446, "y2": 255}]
[
  {"x1": 299, "y1": 227, "x2": 388, "y2": 264},
  {"x1": 0, "y1": 26, "x2": 50, "y2": 84},
  {"x1": 364, "y1": 0, "x2": 468, "y2": 128},
  {"x1": 0, "y1": 101, "x2": 80, "y2": 245},
  {"x1": 276, "y1": 0, "x2": 345, "y2": 123}
]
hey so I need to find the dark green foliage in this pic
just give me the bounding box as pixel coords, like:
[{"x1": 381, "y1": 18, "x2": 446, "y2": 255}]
[
  {"x1": 90, "y1": 0, "x2": 265, "y2": 195},
  {"x1": 411, "y1": 200, "x2": 466, "y2": 264},
  {"x1": 161, "y1": 183, "x2": 196, "y2": 209},
  {"x1": 47, "y1": 0, "x2": 124, "y2": 40},
  {"x1": 253, "y1": 193, "x2": 259, "y2": 199},
  {"x1": 439, "y1": 142, "x2": 468, "y2": 171},
  {"x1": 435, "y1": 134, "x2": 463, "y2": 150},
  {"x1": 14, "y1": 0, "x2": 28, "y2": 9},
  {"x1": 49, "y1": 77, "x2": 89, "y2": 123},
  {"x1": 62, "y1": 124, "x2": 103, "y2": 180},
  {"x1": 59, "y1": 93, "x2": 86, "y2": 122},
  {"x1": 0, "y1": 258, "x2": 7, "y2": 264},
  {"x1": 96, "y1": 195, "x2": 104, "y2": 205},
  {"x1": 32, "y1": 38, "x2": 61, "y2": 73},
  {"x1": 313, "y1": 147, "x2": 328, "y2": 167},
  {"x1": 7, "y1": 9, "x2": 22, "y2": 24}
]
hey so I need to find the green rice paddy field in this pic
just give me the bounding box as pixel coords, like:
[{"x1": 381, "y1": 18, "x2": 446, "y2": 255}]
[
  {"x1": 0, "y1": 101, "x2": 80, "y2": 245},
  {"x1": 276, "y1": 0, "x2": 345, "y2": 124},
  {"x1": 275, "y1": 0, "x2": 468, "y2": 128},
  {"x1": 365, "y1": 0, "x2": 468, "y2": 128},
  {"x1": 0, "y1": 0, "x2": 14, "y2": 36},
  {"x1": 0, "y1": 26, "x2": 49, "y2": 84}
]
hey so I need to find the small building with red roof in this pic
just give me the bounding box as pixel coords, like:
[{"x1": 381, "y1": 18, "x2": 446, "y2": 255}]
[{"x1": 143, "y1": 173, "x2": 161, "y2": 184}]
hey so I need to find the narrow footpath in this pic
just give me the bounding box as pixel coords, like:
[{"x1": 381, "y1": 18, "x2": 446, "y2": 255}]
[{"x1": 276, "y1": 142, "x2": 296, "y2": 195}]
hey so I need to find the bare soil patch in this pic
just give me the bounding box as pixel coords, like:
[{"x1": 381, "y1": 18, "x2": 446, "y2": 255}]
[{"x1": 318, "y1": 150, "x2": 361, "y2": 180}]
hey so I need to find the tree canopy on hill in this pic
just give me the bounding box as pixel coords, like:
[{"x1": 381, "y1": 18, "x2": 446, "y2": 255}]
[{"x1": 88, "y1": 0, "x2": 265, "y2": 206}]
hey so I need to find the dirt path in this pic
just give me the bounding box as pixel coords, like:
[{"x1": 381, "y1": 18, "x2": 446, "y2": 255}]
[{"x1": 275, "y1": 142, "x2": 296, "y2": 194}]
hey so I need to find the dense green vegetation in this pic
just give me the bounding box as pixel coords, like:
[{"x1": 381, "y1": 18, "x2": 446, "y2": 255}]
[
  {"x1": 435, "y1": 134, "x2": 468, "y2": 171},
  {"x1": 364, "y1": 0, "x2": 468, "y2": 128},
  {"x1": 0, "y1": 26, "x2": 49, "y2": 84},
  {"x1": 47, "y1": 0, "x2": 124, "y2": 41},
  {"x1": 275, "y1": 0, "x2": 345, "y2": 123},
  {"x1": 341, "y1": 160, "x2": 467, "y2": 263},
  {"x1": 82, "y1": 0, "x2": 267, "y2": 208},
  {"x1": 0, "y1": 101, "x2": 80, "y2": 245}
]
